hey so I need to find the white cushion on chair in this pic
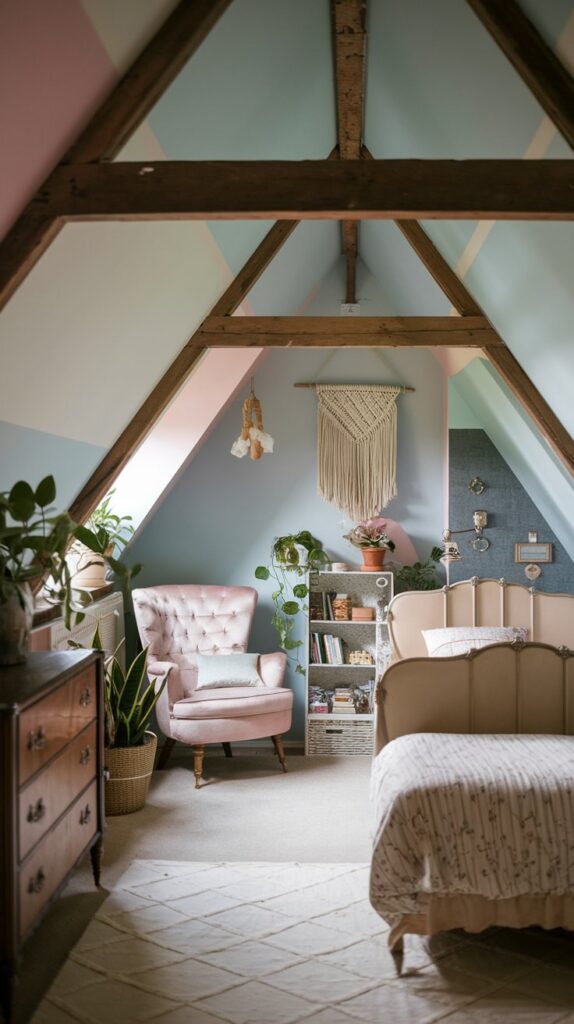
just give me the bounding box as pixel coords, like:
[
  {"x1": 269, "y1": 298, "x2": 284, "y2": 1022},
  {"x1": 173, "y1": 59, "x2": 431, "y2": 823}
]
[{"x1": 196, "y1": 652, "x2": 261, "y2": 689}]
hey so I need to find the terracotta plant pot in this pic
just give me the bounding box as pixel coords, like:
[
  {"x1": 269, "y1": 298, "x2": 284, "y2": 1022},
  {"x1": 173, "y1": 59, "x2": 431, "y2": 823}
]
[{"x1": 360, "y1": 547, "x2": 386, "y2": 572}]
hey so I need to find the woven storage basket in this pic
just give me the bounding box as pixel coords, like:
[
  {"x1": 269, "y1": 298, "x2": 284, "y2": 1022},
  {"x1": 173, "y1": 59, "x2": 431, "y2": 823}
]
[
  {"x1": 105, "y1": 731, "x2": 157, "y2": 815},
  {"x1": 308, "y1": 717, "x2": 373, "y2": 755}
]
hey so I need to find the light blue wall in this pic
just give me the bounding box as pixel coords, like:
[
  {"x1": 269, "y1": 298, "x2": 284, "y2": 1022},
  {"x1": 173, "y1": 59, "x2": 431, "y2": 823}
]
[
  {"x1": 0, "y1": 421, "x2": 106, "y2": 512},
  {"x1": 127, "y1": 335, "x2": 446, "y2": 741}
]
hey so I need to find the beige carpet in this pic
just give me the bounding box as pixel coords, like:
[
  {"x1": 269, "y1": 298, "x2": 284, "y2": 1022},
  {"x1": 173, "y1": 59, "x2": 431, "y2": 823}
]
[{"x1": 32, "y1": 860, "x2": 574, "y2": 1024}]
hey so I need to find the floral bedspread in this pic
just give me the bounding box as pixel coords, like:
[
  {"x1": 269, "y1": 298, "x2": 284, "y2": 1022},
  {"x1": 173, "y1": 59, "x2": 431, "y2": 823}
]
[{"x1": 370, "y1": 732, "x2": 574, "y2": 923}]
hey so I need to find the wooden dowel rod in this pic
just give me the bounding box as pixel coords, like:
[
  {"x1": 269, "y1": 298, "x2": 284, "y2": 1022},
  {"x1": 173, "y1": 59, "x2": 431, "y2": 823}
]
[{"x1": 293, "y1": 382, "x2": 416, "y2": 392}]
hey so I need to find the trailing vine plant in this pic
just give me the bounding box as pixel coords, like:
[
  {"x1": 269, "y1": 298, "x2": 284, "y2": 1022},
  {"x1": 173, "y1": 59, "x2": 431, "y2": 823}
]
[{"x1": 255, "y1": 531, "x2": 330, "y2": 674}]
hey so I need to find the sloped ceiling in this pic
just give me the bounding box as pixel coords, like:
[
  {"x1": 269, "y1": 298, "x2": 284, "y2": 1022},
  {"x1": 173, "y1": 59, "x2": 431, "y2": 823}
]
[{"x1": 0, "y1": 0, "x2": 572, "y2": 540}]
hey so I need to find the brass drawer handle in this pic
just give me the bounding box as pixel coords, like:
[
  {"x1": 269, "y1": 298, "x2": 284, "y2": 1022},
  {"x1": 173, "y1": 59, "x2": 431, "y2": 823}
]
[
  {"x1": 79, "y1": 746, "x2": 92, "y2": 766},
  {"x1": 27, "y1": 798, "x2": 46, "y2": 823},
  {"x1": 79, "y1": 688, "x2": 91, "y2": 707},
  {"x1": 27, "y1": 726, "x2": 46, "y2": 751},
  {"x1": 28, "y1": 868, "x2": 45, "y2": 894},
  {"x1": 79, "y1": 805, "x2": 91, "y2": 826}
]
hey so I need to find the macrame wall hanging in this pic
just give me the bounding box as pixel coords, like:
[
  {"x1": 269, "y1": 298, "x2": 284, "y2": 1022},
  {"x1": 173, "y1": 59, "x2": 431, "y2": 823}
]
[
  {"x1": 309, "y1": 383, "x2": 408, "y2": 520},
  {"x1": 230, "y1": 379, "x2": 274, "y2": 461}
]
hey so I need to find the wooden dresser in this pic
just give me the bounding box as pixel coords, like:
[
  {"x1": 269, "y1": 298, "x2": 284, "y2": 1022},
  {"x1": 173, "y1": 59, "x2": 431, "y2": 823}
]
[{"x1": 0, "y1": 650, "x2": 104, "y2": 1022}]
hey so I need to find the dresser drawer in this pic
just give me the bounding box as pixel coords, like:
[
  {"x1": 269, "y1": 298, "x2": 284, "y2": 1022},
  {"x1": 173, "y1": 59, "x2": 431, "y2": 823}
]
[
  {"x1": 19, "y1": 665, "x2": 97, "y2": 784},
  {"x1": 19, "y1": 780, "x2": 98, "y2": 939},
  {"x1": 19, "y1": 721, "x2": 97, "y2": 860}
]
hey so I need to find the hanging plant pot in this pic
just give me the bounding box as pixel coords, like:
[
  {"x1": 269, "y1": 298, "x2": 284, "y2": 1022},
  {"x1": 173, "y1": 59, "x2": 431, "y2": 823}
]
[
  {"x1": 0, "y1": 582, "x2": 34, "y2": 666},
  {"x1": 360, "y1": 547, "x2": 386, "y2": 572},
  {"x1": 104, "y1": 732, "x2": 157, "y2": 815}
]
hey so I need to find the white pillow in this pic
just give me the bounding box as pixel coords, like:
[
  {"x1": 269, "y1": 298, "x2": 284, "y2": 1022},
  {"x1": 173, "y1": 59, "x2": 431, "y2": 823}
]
[
  {"x1": 422, "y1": 626, "x2": 528, "y2": 658},
  {"x1": 196, "y1": 652, "x2": 261, "y2": 690}
]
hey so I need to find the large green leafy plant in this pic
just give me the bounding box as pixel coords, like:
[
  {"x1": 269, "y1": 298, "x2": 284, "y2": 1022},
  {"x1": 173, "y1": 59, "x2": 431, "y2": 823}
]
[
  {"x1": 73, "y1": 489, "x2": 142, "y2": 598},
  {"x1": 394, "y1": 547, "x2": 443, "y2": 592},
  {"x1": 255, "y1": 531, "x2": 329, "y2": 674},
  {"x1": 0, "y1": 475, "x2": 93, "y2": 629}
]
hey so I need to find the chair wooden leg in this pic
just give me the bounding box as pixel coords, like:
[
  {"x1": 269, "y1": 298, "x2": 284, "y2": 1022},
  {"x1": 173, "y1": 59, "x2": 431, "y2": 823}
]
[
  {"x1": 157, "y1": 737, "x2": 176, "y2": 770},
  {"x1": 271, "y1": 735, "x2": 287, "y2": 773},
  {"x1": 193, "y1": 745, "x2": 205, "y2": 789},
  {"x1": 222, "y1": 742, "x2": 233, "y2": 758}
]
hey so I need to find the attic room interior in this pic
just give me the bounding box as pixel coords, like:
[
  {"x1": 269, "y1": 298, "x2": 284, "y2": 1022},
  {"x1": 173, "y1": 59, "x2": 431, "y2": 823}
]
[{"x1": 1, "y1": 0, "x2": 574, "y2": 1021}]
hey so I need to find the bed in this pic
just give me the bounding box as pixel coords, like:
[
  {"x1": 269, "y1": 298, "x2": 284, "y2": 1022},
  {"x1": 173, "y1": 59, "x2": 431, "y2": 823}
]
[{"x1": 370, "y1": 577, "x2": 574, "y2": 950}]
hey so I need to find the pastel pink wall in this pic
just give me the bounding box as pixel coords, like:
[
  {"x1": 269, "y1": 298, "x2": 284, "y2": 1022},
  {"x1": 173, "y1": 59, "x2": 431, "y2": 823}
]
[{"x1": 0, "y1": 0, "x2": 116, "y2": 237}]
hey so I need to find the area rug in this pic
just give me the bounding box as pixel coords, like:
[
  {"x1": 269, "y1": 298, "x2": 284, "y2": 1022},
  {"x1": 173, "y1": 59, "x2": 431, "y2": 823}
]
[{"x1": 33, "y1": 861, "x2": 574, "y2": 1024}]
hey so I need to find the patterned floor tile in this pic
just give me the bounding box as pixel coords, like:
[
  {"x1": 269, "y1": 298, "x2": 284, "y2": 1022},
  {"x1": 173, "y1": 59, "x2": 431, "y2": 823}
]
[
  {"x1": 261, "y1": 889, "x2": 345, "y2": 920},
  {"x1": 169, "y1": 890, "x2": 241, "y2": 918},
  {"x1": 128, "y1": 959, "x2": 242, "y2": 1002},
  {"x1": 296, "y1": 1010, "x2": 367, "y2": 1024},
  {"x1": 47, "y1": 959, "x2": 105, "y2": 996},
  {"x1": 509, "y1": 963, "x2": 574, "y2": 1007},
  {"x1": 339, "y1": 980, "x2": 443, "y2": 1024},
  {"x1": 197, "y1": 939, "x2": 304, "y2": 977},
  {"x1": 74, "y1": 919, "x2": 130, "y2": 950},
  {"x1": 149, "y1": 918, "x2": 243, "y2": 956},
  {"x1": 441, "y1": 986, "x2": 569, "y2": 1023},
  {"x1": 150, "y1": 1007, "x2": 230, "y2": 1024},
  {"x1": 129, "y1": 866, "x2": 245, "y2": 903},
  {"x1": 265, "y1": 920, "x2": 357, "y2": 955},
  {"x1": 206, "y1": 901, "x2": 293, "y2": 938},
  {"x1": 31, "y1": 1000, "x2": 85, "y2": 1023},
  {"x1": 319, "y1": 936, "x2": 428, "y2": 981},
  {"x1": 76, "y1": 935, "x2": 186, "y2": 974},
  {"x1": 193, "y1": 979, "x2": 318, "y2": 1024},
  {"x1": 313, "y1": 899, "x2": 388, "y2": 938},
  {"x1": 387, "y1": 961, "x2": 497, "y2": 1010},
  {"x1": 54, "y1": 978, "x2": 181, "y2": 1023},
  {"x1": 264, "y1": 958, "x2": 374, "y2": 1003},
  {"x1": 110, "y1": 902, "x2": 191, "y2": 933}
]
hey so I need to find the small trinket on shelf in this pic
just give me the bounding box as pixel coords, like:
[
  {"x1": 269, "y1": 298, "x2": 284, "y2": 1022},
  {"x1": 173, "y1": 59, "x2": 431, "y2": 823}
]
[
  {"x1": 348, "y1": 649, "x2": 375, "y2": 666},
  {"x1": 351, "y1": 607, "x2": 375, "y2": 621},
  {"x1": 332, "y1": 594, "x2": 352, "y2": 620}
]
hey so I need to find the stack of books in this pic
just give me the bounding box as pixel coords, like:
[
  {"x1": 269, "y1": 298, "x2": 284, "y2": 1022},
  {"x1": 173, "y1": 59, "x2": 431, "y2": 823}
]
[
  {"x1": 310, "y1": 633, "x2": 345, "y2": 665},
  {"x1": 331, "y1": 687, "x2": 356, "y2": 715},
  {"x1": 309, "y1": 591, "x2": 336, "y2": 621}
]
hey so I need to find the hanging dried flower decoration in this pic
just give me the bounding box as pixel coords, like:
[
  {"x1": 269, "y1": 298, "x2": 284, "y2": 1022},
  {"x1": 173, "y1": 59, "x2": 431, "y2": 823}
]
[{"x1": 230, "y1": 379, "x2": 274, "y2": 460}]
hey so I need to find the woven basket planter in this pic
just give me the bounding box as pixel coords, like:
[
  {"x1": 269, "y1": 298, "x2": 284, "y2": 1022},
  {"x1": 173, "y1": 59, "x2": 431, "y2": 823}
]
[{"x1": 104, "y1": 731, "x2": 157, "y2": 816}]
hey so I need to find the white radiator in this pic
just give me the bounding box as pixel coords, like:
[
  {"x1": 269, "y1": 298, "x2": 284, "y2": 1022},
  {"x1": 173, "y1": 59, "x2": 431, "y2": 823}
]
[{"x1": 49, "y1": 591, "x2": 125, "y2": 668}]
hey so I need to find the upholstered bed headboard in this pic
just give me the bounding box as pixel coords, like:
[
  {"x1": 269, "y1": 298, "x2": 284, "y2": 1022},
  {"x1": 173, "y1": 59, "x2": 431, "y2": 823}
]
[
  {"x1": 387, "y1": 577, "x2": 574, "y2": 660},
  {"x1": 375, "y1": 641, "x2": 574, "y2": 754}
]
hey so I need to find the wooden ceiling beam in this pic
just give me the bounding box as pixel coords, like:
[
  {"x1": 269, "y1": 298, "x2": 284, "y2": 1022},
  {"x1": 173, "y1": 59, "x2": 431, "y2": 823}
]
[
  {"x1": 194, "y1": 314, "x2": 498, "y2": 347},
  {"x1": 67, "y1": 218, "x2": 298, "y2": 524},
  {"x1": 27, "y1": 159, "x2": 574, "y2": 220},
  {"x1": 0, "y1": 0, "x2": 233, "y2": 312},
  {"x1": 467, "y1": 0, "x2": 574, "y2": 150},
  {"x1": 332, "y1": 0, "x2": 366, "y2": 302},
  {"x1": 392, "y1": 217, "x2": 574, "y2": 475}
]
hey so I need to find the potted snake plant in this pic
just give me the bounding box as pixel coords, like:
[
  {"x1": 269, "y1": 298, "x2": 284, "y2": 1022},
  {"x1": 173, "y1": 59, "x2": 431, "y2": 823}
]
[{"x1": 74, "y1": 625, "x2": 168, "y2": 814}]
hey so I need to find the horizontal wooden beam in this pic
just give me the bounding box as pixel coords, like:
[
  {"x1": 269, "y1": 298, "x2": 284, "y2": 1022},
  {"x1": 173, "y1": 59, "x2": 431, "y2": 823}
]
[
  {"x1": 467, "y1": 0, "x2": 574, "y2": 150},
  {"x1": 194, "y1": 315, "x2": 499, "y2": 347},
  {"x1": 29, "y1": 160, "x2": 574, "y2": 221}
]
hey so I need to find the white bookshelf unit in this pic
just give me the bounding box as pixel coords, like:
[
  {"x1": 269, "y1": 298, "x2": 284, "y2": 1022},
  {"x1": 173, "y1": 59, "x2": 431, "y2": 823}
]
[{"x1": 305, "y1": 570, "x2": 393, "y2": 755}]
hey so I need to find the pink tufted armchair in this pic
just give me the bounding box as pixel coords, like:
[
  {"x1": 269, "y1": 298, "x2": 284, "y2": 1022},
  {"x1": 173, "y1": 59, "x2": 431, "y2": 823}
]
[{"x1": 132, "y1": 584, "x2": 292, "y2": 788}]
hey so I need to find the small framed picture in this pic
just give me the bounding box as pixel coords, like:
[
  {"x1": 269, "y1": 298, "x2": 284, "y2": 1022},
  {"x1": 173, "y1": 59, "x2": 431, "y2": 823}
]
[
  {"x1": 528, "y1": 530, "x2": 538, "y2": 543},
  {"x1": 515, "y1": 542, "x2": 552, "y2": 563}
]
